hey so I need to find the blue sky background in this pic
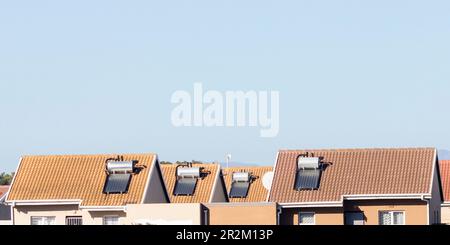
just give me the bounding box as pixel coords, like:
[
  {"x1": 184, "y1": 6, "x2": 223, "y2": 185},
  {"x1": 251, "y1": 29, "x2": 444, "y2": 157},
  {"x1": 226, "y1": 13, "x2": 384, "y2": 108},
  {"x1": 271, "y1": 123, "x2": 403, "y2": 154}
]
[{"x1": 1, "y1": 1, "x2": 449, "y2": 172}]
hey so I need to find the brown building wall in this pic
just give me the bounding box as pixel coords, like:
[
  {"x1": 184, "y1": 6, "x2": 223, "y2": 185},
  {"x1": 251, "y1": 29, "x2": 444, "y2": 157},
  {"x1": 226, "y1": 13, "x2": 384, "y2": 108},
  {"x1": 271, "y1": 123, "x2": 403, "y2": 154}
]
[
  {"x1": 280, "y1": 207, "x2": 344, "y2": 225},
  {"x1": 205, "y1": 203, "x2": 277, "y2": 225},
  {"x1": 279, "y1": 199, "x2": 429, "y2": 225},
  {"x1": 344, "y1": 199, "x2": 429, "y2": 225}
]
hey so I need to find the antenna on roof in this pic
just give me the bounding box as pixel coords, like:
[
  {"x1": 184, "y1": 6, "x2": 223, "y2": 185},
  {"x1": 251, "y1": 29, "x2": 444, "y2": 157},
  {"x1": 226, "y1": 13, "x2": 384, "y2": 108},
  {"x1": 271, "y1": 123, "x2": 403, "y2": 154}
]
[{"x1": 226, "y1": 154, "x2": 232, "y2": 169}]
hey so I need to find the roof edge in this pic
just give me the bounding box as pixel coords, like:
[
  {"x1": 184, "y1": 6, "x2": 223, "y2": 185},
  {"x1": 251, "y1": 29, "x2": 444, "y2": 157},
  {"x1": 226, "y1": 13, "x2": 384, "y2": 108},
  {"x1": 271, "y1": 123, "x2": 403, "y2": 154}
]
[
  {"x1": 5, "y1": 157, "x2": 23, "y2": 203},
  {"x1": 267, "y1": 151, "x2": 279, "y2": 202},
  {"x1": 141, "y1": 154, "x2": 158, "y2": 204},
  {"x1": 278, "y1": 147, "x2": 436, "y2": 153},
  {"x1": 208, "y1": 164, "x2": 222, "y2": 203},
  {"x1": 8, "y1": 199, "x2": 82, "y2": 206}
]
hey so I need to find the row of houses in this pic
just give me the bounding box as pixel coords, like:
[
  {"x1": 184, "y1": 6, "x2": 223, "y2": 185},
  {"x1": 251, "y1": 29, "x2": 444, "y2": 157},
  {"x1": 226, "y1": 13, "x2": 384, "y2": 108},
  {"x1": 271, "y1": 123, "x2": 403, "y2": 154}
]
[{"x1": 1, "y1": 147, "x2": 450, "y2": 225}]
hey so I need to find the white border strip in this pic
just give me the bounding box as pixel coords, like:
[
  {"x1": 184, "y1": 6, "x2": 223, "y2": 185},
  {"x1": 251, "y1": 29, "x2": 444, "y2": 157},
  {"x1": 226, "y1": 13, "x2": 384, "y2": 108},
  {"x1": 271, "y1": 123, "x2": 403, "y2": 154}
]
[
  {"x1": 266, "y1": 151, "x2": 279, "y2": 202},
  {"x1": 80, "y1": 206, "x2": 126, "y2": 212},
  {"x1": 209, "y1": 164, "x2": 222, "y2": 203},
  {"x1": 5, "y1": 157, "x2": 23, "y2": 203},
  {"x1": 12, "y1": 199, "x2": 82, "y2": 206},
  {"x1": 141, "y1": 154, "x2": 158, "y2": 204}
]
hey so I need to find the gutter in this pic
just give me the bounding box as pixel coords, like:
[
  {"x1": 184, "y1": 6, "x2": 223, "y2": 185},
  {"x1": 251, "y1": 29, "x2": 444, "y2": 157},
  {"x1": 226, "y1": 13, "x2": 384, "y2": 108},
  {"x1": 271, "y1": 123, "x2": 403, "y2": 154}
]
[
  {"x1": 279, "y1": 202, "x2": 343, "y2": 208},
  {"x1": 11, "y1": 200, "x2": 82, "y2": 206},
  {"x1": 203, "y1": 208, "x2": 209, "y2": 225},
  {"x1": 422, "y1": 194, "x2": 430, "y2": 225},
  {"x1": 80, "y1": 206, "x2": 127, "y2": 212},
  {"x1": 11, "y1": 201, "x2": 15, "y2": 225},
  {"x1": 277, "y1": 206, "x2": 282, "y2": 225}
]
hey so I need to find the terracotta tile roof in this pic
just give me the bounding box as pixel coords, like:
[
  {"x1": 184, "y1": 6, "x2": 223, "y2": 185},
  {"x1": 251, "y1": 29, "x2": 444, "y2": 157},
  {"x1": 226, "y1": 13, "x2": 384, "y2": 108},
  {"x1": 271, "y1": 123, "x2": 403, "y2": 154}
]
[
  {"x1": 222, "y1": 167, "x2": 272, "y2": 203},
  {"x1": 439, "y1": 160, "x2": 450, "y2": 202},
  {"x1": 161, "y1": 163, "x2": 219, "y2": 203},
  {"x1": 7, "y1": 154, "x2": 156, "y2": 206},
  {"x1": 0, "y1": 185, "x2": 9, "y2": 200},
  {"x1": 269, "y1": 148, "x2": 436, "y2": 203}
]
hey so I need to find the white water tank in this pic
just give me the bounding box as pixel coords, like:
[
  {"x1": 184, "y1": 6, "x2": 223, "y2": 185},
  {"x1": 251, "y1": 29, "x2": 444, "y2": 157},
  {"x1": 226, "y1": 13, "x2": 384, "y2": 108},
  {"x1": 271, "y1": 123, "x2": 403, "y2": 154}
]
[
  {"x1": 177, "y1": 167, "x2": 201, "y2": 178},
  {"x1": 107, "y1": 161, "x2": 134, "y2": 173}
]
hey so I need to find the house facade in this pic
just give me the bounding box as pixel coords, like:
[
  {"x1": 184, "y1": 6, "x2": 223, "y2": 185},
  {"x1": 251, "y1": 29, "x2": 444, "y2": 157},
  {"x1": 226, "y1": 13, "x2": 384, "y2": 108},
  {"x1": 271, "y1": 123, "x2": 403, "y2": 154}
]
[
  {"x1": 0, "y1": 185, "x2": 11, "y2": 225},
  {"x1": 3, "y1": 148, "x2": 446, "y2": 225},
  {"x1": 439, "y1": 160, "x2": 450, "y2": 224},
  {"x1": 269, "y1": 148, "x2": 443, "y2": 225},
  {"x1": 205, "y1": 166, "x2": 277, "y2": 225},
  {"x1": 6, "y1": 154, "x2": 169, "y2": 225},
  {"x1": 160, "y1": 163, "x2": 227, "y2": 203}
]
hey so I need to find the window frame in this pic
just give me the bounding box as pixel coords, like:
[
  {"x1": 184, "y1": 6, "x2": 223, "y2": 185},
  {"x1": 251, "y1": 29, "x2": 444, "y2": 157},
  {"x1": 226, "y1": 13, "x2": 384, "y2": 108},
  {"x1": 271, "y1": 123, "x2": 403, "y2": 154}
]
[
  {"x1": 378, "y1": 211, "x2": 405, "y2": 225},
  {"x1": 66, "y1": 216, "x2": 83, "y2": 225},
  {"x1": 103, "y1": 215, "x2": 119, "y2": 225},
  {"x1": 30, "y1": 216, "x2": 56, "y2": 225},
  {"x1": 298, "y1": 212, "x2": 316, "y2": 225}
]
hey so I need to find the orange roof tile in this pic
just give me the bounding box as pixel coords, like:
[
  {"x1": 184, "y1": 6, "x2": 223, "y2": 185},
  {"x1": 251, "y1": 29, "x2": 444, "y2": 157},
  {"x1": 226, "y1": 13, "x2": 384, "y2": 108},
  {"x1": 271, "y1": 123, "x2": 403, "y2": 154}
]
[
  {"x1": 161, "y1": 163, "x2": 219, "y2": 203},
  {"x1": 439, "y1": 160, "x2": 450, "y2": 202},
  {"x1": 269, "y1": 148, "x2": 436, "y2": 203},
  {"x1": 222, "y1": 166, "x2": 272, "y2": 203},
  {"x1": 7, "y1": 154, "x2": 156, "y2": 206}
]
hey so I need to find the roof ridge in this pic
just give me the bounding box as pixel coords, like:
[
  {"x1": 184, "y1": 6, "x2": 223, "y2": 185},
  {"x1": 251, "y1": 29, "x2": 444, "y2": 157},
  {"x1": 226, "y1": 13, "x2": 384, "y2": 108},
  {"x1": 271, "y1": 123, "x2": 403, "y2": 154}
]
[
  {"x1": 21, "y1": 153, "x2": 157, "y2": 158},
  {"x1": 279, "y1": 147, "x2": 435, "y2": 152}
]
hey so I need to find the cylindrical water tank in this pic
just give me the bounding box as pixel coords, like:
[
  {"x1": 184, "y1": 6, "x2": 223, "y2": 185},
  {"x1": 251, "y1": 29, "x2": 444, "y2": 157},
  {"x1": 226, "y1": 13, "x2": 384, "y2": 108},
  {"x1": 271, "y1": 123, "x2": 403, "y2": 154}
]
[
  {"x1": 232, "y1": 172, "x2": 250, "y2": 182},
  {"x1": 107, "y1": 161, "x2": 134, "y2": 173},
  {"x1": 177, "y1": 167, "x2": 200, "y2": 178}
]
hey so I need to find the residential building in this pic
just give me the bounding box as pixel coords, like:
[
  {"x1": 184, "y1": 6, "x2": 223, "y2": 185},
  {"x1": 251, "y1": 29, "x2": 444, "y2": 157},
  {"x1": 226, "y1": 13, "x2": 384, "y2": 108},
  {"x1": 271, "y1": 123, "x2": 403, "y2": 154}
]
[
  {"x1": 160, "y1": 163, "x2": 227, "y2": 203},
  {"x1": 6, "y1": 154, "x2": 169, "y2": 225},
  {"x1": 205, "y1": 166, "x2": 277, "y2": 225},
  {"x1": 222, "y1": 166, "x2": 273, "y2": 203},
  {"x1": 269, "y1": 148, "x2": 442, "y2": 225},
  {"x1": 440, "y1": 160, "x2": 450, "y2": 224},
  {"x1": 0, "y1": 185, "x2": 11, "y2": 225}
]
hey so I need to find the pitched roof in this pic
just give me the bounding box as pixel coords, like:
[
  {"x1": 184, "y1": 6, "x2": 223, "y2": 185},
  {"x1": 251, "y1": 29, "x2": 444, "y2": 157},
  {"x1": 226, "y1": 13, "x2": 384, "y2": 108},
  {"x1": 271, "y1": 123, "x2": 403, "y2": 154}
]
[
  {"x1": 7, "y1": 154, "x2": 156, "y2": 206},
  {"x1": 0, "y1": 185, "x2": 9, "y2": 200},
  {"x1": 160, "y1": 163, "x2": 219, "y2": 203},
  {"x1": 222, "y1": 166, "x2": 272, "y2": 203},
  {"x1": 269, "y1": 148, "x2": 436, "y2": 204},
  {"x1": 439, "y1": 160, "x2": 450, "y2": 202}
]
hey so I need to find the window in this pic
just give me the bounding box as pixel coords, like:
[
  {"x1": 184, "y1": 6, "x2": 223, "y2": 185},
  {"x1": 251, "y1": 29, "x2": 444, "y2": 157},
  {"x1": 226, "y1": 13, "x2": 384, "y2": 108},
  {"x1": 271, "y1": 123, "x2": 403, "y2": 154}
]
[
  {"x1": 66, "y1": 216, "x2": 83, "y2": 225},
  {"x1": 345, "y1": 212, "x2": 365, "y2": 225},
  {"x1": 299, "y1": 212, "x2": 315, "y2": 225},
  {"x1": 31, "y1": 216, "x2": 55, "y2": 225},
  {"x1": 378, "y1": 211, "x2": 405, "y2": 225},
  {"x1": 103, "y1": 216, "x2": 119, "y2": 225}
]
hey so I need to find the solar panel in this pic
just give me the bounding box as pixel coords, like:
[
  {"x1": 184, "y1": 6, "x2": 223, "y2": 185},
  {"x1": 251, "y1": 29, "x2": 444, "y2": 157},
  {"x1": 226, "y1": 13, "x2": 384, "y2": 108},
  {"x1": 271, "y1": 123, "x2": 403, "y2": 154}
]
[
  {"x1": 229, "y1": 181, "x2": 250, "y2": 198},
  {"x1": 295, "y1": 169, "x2": 321, "y2": 190},
  {"x1": 173, "y1": 178, "x2": 198, "y2": 196},
  {"x1": 103, "y1": 174, "x2": 132, "y2": 194}
]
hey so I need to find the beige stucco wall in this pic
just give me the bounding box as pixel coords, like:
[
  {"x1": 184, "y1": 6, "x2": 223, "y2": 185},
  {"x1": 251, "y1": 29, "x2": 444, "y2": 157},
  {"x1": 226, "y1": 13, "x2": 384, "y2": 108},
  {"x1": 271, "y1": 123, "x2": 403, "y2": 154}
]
[
  {"x1": 441, "y1": 206, "x2": 450, "y2": 224},
  {"x1": 205, "y1": 203, "x2": 277, "y2": 225},
  {"x1": 344, "y1": 200, "x2": 428, "y2": 225},
  {"x1": 13, "y1": 205, "x2": 126, "y2": 225},
  {"x1": 13, "y1": 203, "x2": 203, "y2": 225},
  {"x1": 280, "y1": 207, "x2": 344, "y2": 225},
  {"x1": 124, "y1": 203, "x2": 202, "y2": 225}
]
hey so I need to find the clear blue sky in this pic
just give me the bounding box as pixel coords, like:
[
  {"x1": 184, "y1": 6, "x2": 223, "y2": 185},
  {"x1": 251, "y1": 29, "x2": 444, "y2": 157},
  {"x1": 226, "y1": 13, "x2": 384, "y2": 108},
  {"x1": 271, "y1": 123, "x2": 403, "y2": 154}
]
[{"x1": 1, "y1": 1, "x2": 449, "y2": 172}]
